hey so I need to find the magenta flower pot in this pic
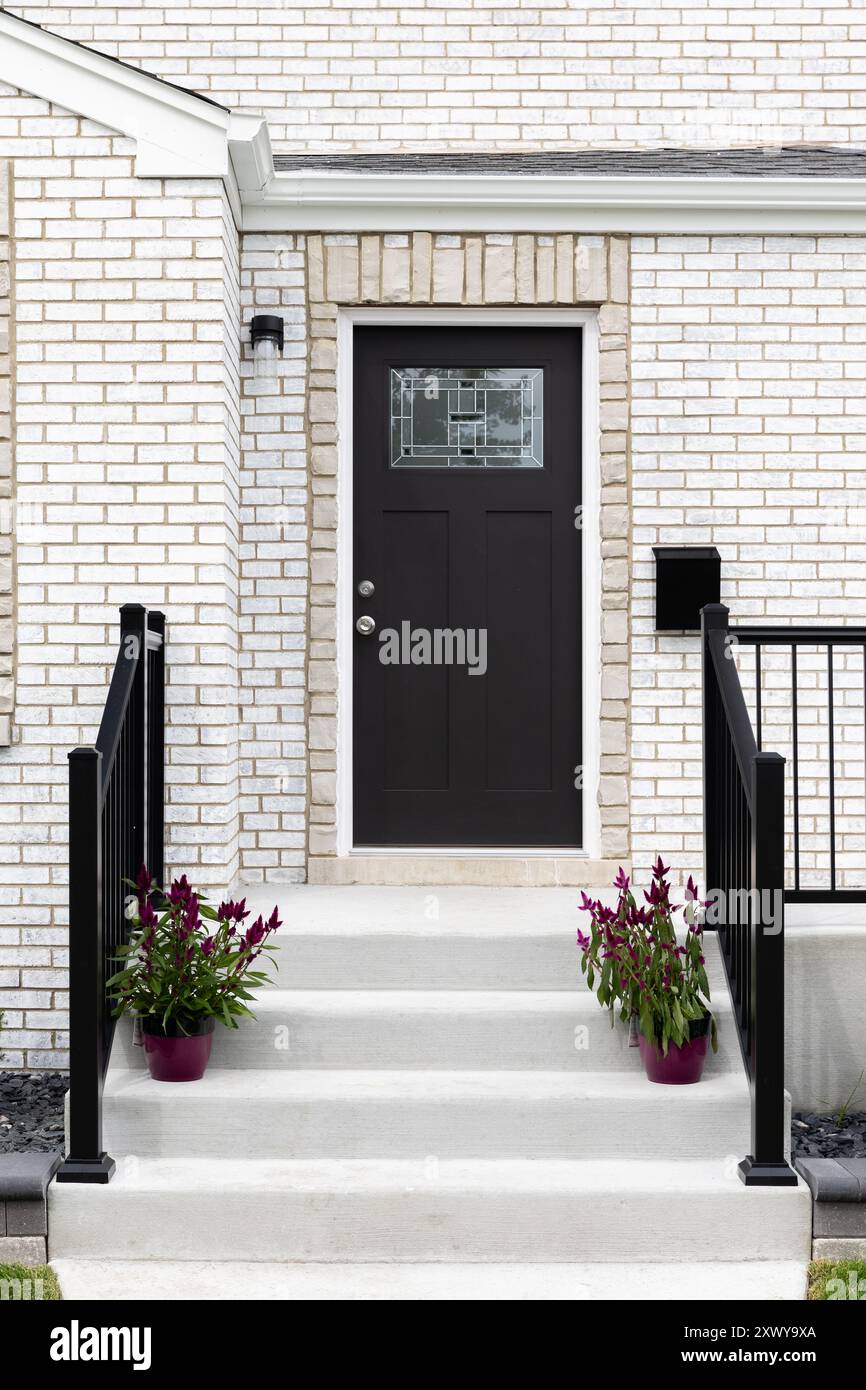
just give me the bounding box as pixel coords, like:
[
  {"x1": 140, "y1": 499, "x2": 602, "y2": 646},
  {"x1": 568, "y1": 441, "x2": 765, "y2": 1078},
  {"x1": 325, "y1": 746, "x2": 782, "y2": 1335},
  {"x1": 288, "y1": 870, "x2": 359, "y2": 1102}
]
[
  {"x1": 638, "y1": 1019, "x2": 710, "y2": 1085},
  {"x1": 141, "y1": 1017, "x2": 215, "y2": 1082}
]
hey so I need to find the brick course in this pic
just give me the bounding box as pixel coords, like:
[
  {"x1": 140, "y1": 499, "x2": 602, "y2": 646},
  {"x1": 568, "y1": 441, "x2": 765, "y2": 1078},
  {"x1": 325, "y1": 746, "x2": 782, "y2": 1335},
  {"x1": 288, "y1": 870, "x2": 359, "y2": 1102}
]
[{"x1": 9, "y1": 2, "x2": 866, "y2": 151}]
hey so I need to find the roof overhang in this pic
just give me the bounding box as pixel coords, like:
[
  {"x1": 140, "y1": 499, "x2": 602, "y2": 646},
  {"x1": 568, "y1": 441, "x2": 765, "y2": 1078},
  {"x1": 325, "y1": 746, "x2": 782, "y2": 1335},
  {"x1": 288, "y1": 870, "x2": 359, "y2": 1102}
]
[
  {"x1": 0, "y1": 7, "x2": 270, "y2": 216},
  {"x1": 243, "y1": 169, "x2": 866, "y2": 234}
]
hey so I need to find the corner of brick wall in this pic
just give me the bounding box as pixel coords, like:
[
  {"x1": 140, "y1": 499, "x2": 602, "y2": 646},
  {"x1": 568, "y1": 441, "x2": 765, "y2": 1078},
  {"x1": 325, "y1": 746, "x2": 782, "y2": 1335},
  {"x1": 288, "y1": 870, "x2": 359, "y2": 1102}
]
[{"x1": 0, "y1": 159, "x2": 12, "y2": 748}]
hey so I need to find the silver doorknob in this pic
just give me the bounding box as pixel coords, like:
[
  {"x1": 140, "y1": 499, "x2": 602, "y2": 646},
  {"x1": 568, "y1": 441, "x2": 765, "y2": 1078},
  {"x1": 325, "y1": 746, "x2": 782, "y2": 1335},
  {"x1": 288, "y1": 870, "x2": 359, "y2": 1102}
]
[{"x1": 356, "y1": 615, "x2": 376, "y2": 636}]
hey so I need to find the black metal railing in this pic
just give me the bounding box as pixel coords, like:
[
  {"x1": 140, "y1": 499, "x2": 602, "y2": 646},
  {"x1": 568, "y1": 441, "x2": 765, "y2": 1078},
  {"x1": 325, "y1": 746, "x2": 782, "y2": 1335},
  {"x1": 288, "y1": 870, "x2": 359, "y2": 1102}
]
[
  {"x1": 56, "y1": 605, "x2": 166, "y2": 1184},
  {"x1": 702, "y1": 604, "x2": 796, "y2": 1185},
  {"x1": 729, "y1": 623, "x2": 866, "y2": 902}
]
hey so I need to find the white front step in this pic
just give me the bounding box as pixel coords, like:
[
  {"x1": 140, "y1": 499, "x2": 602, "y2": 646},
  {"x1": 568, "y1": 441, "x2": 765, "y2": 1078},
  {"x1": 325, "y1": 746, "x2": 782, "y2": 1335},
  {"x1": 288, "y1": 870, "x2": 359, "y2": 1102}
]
[
  {"x1": 50, "y1": 1258, "x2": 809, "y2": 1302},
  {"x1": 53, "y1": 887, "x2": 805, "y2": 1286},
  {"x1": 110, "y1": 990, "x2": 740, "y2": 1072},
  {"x1": 251, "y1": 885, "x2": 729, "y2": 992},
  {"x1": 49, "y1": 1157, "x2": 811, "y2": 1264},
  {"x1": 101, "y1": 1066, "x2": 750, "y2": 1160}
]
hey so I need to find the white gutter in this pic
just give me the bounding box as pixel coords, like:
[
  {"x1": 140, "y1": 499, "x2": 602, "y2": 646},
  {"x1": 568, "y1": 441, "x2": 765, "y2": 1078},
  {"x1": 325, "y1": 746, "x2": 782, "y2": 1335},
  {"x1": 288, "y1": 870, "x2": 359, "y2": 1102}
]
[{"x1": 242, "y1": 169, "x2": 866, "y2": 234}]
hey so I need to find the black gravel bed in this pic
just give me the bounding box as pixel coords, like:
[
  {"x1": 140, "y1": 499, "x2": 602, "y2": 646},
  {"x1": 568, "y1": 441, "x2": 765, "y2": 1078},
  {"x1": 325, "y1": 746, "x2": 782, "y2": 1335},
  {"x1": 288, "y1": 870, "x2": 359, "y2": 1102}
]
[
  {"x1": 793, "y1": 1110, "x2": 866, "y2": 1160},
  {"x1": 0, "y1": 1071, "x2": 67, "y2": 1154}
]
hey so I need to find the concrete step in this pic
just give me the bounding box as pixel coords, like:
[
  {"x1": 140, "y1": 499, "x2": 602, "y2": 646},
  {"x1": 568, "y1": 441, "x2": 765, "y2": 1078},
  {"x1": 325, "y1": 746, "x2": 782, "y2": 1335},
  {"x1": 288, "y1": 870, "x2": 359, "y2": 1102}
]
[
  {"x1": 109, "y1": 989, "x2": 741, "y2": 1073},
  {"x1": 49, "y1": 1257, "x2": 809, "y2": 1302},
  {"x1": 243, "y1": 885, "x2": 729, "y2": 993},
  {"x1": 101, "y1": 1066, "x2": 751, "y2": 1160},
  {"x1": 48, "y1": 1157, "x2": 811, "y2": 1264}
]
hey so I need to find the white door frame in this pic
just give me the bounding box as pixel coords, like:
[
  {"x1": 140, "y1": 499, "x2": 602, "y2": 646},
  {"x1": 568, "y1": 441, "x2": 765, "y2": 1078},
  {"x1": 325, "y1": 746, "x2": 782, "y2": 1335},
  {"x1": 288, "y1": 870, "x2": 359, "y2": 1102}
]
[{"x1": 335, "y1": 305, "x2": 602, "y2": 859}]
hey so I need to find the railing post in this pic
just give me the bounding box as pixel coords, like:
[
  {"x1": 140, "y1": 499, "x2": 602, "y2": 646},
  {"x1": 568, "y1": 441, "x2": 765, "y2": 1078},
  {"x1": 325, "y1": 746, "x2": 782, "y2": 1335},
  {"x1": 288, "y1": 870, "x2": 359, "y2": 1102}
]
[
  {"x1": 120, "y1": 604, "x2": 148, "y2": 874},
  {"x1": 147, "y1": 610, "x2": 166, "y2": 888},
  {"x1": 701, "y1": 603, "x2": 729, "y2": 899},
  {"x1": 55, "y1": 747, "x2": 115, "y2": 1184},
  {"x1": 739, "y1": 749, "x2": 797, "y2": 1186}
]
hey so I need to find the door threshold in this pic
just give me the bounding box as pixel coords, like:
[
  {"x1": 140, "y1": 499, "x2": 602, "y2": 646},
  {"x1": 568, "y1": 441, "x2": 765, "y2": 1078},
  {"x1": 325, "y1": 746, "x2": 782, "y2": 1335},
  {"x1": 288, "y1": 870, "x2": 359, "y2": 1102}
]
[
  {"x1": 309, "y1": 853, "x2": 621, "y2": 887},
  {"x1": 351, "y1": 847, "x2": 589, "y2": 857}
]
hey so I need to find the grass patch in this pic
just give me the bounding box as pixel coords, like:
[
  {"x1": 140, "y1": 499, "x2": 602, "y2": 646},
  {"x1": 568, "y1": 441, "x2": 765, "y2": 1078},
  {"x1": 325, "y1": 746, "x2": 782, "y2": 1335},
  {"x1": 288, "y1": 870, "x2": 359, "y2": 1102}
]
[
  {"x1": 808, "y1": 1258, "x2": 866, "y2": 1300},
  {"x1": 0, "y1": 1262, "x2": 62, "y2": 1300}
]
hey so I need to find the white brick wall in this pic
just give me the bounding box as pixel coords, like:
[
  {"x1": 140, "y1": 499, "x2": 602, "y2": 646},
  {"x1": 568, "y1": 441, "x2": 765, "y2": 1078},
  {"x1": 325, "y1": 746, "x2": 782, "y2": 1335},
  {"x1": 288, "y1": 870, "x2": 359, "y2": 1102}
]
[
  {"x1": 631, "y1": 234, "x2": 866, "y2": 891},
  {"x1": 0, "y1": 88, "x2": 242, "y2": 1067},
  {"x1": 238, "y1": 234, "x2": 308, "y2": 882},
  {"x1": 9, "y1": 1, "x2": 866, "y2": 150},
  {"x1": 3, "y1": 6, "x2": 866, "y2": 1060}
]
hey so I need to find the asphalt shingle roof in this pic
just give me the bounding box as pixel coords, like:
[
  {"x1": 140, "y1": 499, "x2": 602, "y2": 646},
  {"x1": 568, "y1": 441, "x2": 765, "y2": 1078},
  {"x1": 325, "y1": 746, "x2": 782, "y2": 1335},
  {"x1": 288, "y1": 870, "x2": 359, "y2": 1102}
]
[{"x1": 273, "y1": 148, "x2": 866, "y2": 178}]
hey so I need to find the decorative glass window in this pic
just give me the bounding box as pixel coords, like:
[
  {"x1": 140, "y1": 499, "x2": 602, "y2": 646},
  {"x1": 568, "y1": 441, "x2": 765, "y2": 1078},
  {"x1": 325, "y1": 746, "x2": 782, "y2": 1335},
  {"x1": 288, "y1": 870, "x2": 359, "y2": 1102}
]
[{"x1": 390, "y1": 367, "x2": 543, "y2": 469}]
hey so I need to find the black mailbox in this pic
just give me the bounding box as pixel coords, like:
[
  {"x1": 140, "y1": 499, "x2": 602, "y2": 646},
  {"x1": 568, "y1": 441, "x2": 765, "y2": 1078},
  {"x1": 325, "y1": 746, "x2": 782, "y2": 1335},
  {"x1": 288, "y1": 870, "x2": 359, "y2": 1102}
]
[{"x1": 653, "y1": 546, "x2": 721, "y2": 632}]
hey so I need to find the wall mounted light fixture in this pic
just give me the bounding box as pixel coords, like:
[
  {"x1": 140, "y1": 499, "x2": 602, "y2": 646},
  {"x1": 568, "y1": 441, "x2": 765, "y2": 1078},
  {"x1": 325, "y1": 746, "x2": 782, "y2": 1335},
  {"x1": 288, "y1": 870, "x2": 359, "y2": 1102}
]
[{"x1": 250, "y1": 314, "x2": 284, "y2": 381}]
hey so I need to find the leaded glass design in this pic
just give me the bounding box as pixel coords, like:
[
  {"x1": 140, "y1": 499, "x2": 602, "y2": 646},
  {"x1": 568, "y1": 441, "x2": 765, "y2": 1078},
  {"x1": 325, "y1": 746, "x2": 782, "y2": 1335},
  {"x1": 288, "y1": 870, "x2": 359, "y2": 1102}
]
[{"x1": 390, "y1": 366, "x2": 543, "y2": 469}]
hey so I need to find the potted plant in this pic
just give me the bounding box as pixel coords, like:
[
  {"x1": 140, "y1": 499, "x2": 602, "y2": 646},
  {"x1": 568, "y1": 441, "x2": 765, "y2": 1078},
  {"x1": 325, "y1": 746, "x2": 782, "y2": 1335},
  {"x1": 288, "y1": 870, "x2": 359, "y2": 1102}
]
[
  {"x1": 107, "y1": 865, "x2": 283, "y2": 1082},
  {"x1": 577, "y1": 859, "x2": 717, "y2": 1085}
]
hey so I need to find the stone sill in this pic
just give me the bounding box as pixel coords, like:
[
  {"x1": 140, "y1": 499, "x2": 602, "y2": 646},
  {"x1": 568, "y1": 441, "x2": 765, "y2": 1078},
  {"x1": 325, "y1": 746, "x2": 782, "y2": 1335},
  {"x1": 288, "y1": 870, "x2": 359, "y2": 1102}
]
[{"x1": 308, "y1": 855, "x2": 624, "y2": 887}]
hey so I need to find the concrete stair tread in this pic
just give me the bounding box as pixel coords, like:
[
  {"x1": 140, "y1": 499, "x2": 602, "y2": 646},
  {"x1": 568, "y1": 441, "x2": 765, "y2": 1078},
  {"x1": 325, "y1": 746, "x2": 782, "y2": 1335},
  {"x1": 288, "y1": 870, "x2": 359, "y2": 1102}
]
[
  {"x1": 251, "y1": 986, "x2": 737, "y2": 1014},
  {"x1": 55, "y1": 1153, "x2": 804, "y2": 1195},
  {"x1": 244, "y1": 884, "x2": 621, "y2": 932},
  {"x1": 49, "y1": 1258, "x2": 809, "y2": 1301},
  {"x1": 50, "y1": 1157, "x2": 810, "y2": 1263},
  {"x1": 256, "y1": 987, "x2": 620, "y2": 1006},
  {"x1": 104, "y1": 1065, "x2": 748, "y2": 1103},
  {"x1": 252, "y1": 887, "x2": 730, "y2": 990}
]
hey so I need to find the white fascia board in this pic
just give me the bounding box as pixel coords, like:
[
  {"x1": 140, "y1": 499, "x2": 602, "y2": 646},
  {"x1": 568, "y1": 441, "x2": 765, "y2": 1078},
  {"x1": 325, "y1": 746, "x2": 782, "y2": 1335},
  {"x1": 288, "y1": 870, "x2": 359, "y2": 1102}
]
[
  {"x1": 242, "y1": 170, "x2": 866, "y2": 233},
  {"x1": 0, "y1": 10, "x2": 231, "y2": 178}
]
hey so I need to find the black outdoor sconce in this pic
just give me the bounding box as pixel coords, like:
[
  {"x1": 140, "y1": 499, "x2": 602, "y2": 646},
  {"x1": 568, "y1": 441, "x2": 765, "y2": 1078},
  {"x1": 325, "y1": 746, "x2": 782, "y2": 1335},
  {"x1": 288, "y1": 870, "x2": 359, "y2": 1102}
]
[
  {"x1": 250, "y1": 314, "x2": 284, "y2": 380},
  {"x1": 653, "y1": 546, "x2": 721, "y2": 632}
]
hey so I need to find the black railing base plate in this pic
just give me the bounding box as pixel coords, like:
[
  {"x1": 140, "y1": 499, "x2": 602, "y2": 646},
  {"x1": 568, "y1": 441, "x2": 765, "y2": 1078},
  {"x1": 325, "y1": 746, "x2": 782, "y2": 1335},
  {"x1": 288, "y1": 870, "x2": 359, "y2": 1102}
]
[
  {"x1": 738, "y1": 1155, "x2": 799, "y2": 1188},
  {"x1": 55, "y1": 1154, "x2": 116, "y2": 1185}
]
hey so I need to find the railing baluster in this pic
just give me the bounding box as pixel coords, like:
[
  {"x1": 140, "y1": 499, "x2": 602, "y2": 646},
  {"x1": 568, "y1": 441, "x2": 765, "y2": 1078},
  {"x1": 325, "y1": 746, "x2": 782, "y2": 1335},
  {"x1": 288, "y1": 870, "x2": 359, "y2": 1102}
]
[
  {"x1": 147, "y1": 611, "x2": 166, "y2": 887},
  {"x1": 792, "y1": 644, "x2": 799, "y2": 892},
  {"x1": 828, "y1": 644, "x2": 835, "y2": 893},
  {"x1": 755, "y1": 642, "x2": 762, "y2": 752}
]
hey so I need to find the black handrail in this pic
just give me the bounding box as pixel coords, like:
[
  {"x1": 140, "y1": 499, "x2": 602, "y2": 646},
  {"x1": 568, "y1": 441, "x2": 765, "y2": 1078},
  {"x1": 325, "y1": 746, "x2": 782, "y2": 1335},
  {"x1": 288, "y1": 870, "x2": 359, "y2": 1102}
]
[
  {"x1": 702, "y1": 604, "x2": 796, "y2": 1186},
  {"x1": 729, "y1": 623, "x2": 866, "y2": 901},
  {"x1": 56, "y1": 605, "x2": 166, "y2": 1184}
]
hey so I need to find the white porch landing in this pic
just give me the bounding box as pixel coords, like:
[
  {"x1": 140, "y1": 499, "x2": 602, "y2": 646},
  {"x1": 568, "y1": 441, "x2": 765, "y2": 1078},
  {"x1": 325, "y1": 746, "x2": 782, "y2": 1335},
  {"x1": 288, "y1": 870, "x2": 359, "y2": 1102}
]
[{"x1": 49, "y1": 887, "x2": 811, "y2": 1298}]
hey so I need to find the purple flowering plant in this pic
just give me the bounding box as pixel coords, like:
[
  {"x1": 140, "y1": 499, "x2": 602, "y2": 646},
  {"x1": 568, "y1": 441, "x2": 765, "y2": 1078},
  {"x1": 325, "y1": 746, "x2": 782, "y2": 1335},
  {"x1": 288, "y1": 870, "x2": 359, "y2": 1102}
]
[
  {"x1": 106, "y1": 864, "x2": 282, "y2": 1034},
  {"x1": 577, "y1": 858, "x2": 717, "y2": 1056}
]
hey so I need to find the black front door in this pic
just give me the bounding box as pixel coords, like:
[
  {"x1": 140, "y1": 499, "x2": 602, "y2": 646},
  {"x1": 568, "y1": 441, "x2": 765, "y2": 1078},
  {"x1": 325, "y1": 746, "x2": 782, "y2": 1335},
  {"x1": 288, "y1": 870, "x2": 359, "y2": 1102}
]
[{"x1": 353, "y1": 325, "x2": 582, "y2": 847}]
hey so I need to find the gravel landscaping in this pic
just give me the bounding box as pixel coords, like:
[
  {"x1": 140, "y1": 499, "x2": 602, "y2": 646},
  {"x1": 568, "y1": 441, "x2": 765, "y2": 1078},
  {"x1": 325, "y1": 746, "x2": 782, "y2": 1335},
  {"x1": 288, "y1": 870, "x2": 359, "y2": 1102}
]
[
  {"x1": 0, "y1": 1072, "x2": 67, "y2": 1155},
  {"x1": 793, "y1": 1111, "x2": 866, "y2": 1160}
]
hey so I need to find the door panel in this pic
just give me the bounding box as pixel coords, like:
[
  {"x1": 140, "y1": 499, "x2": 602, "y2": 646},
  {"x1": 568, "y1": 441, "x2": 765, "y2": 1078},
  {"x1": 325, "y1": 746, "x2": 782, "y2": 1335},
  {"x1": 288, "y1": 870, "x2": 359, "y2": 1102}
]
[
  {"x1": 353, "y1": 325, "x2": 582, "y2": 848},
  {"x1": 485, "y1": 510, "x2": 552, "y2": 792},
  {"x1": 382, "y1": 509, "x2": 449, "y2": 790}
]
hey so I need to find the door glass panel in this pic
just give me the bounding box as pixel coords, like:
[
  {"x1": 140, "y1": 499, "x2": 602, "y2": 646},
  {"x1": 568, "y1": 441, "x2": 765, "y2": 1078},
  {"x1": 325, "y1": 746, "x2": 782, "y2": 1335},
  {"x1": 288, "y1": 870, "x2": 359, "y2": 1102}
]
[{"x1": 390, "y1": 367, "x2": 543, "y2": 468}]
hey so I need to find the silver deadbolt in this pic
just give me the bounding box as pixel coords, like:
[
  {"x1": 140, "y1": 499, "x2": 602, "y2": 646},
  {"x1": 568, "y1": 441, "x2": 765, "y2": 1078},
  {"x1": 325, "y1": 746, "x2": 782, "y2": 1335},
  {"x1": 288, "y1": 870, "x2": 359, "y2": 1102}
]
[
  {"x1": 356, "y1": 614, "x2": 376, "y2": 637},
  {"x1": 357, "y1": 579, "x2": 375, "y2": 598}
]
